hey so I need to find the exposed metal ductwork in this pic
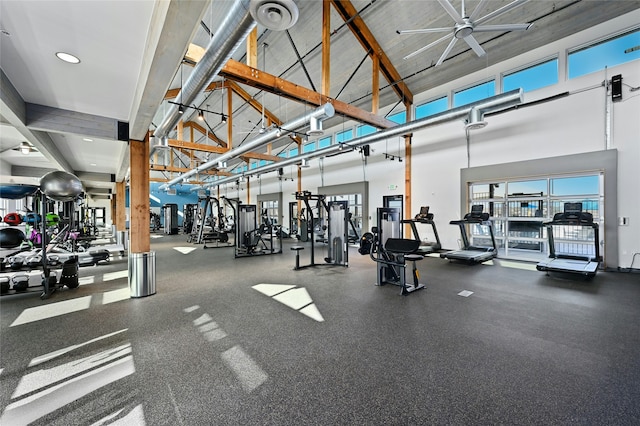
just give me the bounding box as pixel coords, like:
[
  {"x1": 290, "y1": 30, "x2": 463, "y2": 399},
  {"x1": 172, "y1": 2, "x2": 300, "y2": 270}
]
[
  {"x1": 151, "y1": 0, "x2": 256, "y2": 155},
  {"x1": 150, "y1": 0, "x2": 302, "y2": 156},
  {"x1": 195, "y1": 89, "x2": 524, "y2": 190},
  {"x1": 160, "y1": 103, "x2": 335, "y2": 190}
]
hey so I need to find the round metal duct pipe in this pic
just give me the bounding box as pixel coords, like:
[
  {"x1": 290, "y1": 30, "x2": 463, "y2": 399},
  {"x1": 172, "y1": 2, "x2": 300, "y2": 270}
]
[
  {"x1": 160, "y1": 103, "x2": 334, "y2": 190},
  {"x1": 195, "y1": 89, "x2": 524, "y2": 191},
  {"x1": 151, "y1": 0, "x2": 256, "y2": 155}
]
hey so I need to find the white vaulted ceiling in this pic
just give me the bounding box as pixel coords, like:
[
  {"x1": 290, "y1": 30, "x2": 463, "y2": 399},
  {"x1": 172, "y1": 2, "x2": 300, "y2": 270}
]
[{"x1": 1, "y1": 0, "x2": 639, "y2": 198}]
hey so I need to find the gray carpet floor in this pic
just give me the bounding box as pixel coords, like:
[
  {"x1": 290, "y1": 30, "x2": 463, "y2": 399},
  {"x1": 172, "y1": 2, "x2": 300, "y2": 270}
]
[{"x1": 1, "y1": 233, "x2": 639, "y2": 425}]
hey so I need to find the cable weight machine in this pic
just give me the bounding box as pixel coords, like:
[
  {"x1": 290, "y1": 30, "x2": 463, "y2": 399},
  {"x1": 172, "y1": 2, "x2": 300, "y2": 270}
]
[
  {"x1": 223, "y1": 197, "x2": 281, "y2": 258},
  {"x1": 292, "y1": 191, "x2": 349, "y2": 269}
]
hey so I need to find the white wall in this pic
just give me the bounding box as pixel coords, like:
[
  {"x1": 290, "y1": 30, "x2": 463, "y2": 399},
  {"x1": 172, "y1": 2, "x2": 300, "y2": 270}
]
[{"x1": 232, "y1": 9, "x2": 640, "y2": 269}]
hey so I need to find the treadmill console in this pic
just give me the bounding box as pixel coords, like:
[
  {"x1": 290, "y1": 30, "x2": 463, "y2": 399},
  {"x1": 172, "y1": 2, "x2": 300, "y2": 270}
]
[
  {"x1": 551, "y1": 202, "x2": 594, "y2": 225},
  {"x1": 465, "y1": 205, "x2": 490, "y2": 222}
]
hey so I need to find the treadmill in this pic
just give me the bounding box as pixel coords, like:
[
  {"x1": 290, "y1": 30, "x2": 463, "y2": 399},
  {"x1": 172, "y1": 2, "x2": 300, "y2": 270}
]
[
  {"x1": 401, "y1": 206, "x2": 442, "y2": 254},
  {"x1": 440, "y1": 205, "x2": 497, "y2": 264},
  {"x1": 536, "y1": 202, "x2": 600, "y2": 277}
]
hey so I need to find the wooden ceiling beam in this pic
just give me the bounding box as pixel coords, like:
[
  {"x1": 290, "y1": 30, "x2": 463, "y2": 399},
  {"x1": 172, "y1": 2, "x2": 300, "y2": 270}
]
[
  {"x1": 150, "y1": 164, "x2": 233, "y2": 177},
  {"x1": 150, "y1": 177, "x2": 207, "y2": 184},
  {"x1": 221, "y1": 59, "x2": 396, "y2": 129},
  {"x1": 227, "y1": 81, "x2": 282, "y2": 127},
  {"x1": 167, "y1": 139, "x2": 227, "y2": 154},
  {"x1": 330, "y1": 0, "x2": 413, "y2": 105},
  {"x1": 240, "y1": 152, "x2": 282, "y2": 162},
  {"x1": 164, "y1": 80, "x2": 224, "y2": 100},
  {"x1": 151, "y1": 164, "x2": 216, "y2": 175},
  {"x1": 182, "y1": 121, "x2": 227, "y2": 148}
]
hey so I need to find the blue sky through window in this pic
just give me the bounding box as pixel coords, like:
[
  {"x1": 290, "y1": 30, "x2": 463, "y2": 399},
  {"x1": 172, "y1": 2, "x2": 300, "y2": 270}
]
[
  {"x1": 318, "y1": 136, "x2": 331, "y2": 148},
  {"x1": 303, "y1": 142, "x2": 315, "y2": 153},
  {"x1": 387, "y1": 111, "x2": 406, "y2": 124},
  {"x1": 504, "y1": 59, "x2": 558, "y2": 93},
  {"x1": 551, "y1": 175, "x2": 599, "y2": 196},
  {"x1": 356, "y1": 125, "x2": 376, "y2": 137},
  {"x1": 454, "y1": 81, "x2": 495, "y2": 107},
  {"x1": 569, "y1": 29, "x2": 640, "y2": 79},
  {"x1": 416, "y1": 97, "x2": 448, "y2": 119},
  {"x1": 336, "y1": 129, "x2": 353, "y2": 143}
]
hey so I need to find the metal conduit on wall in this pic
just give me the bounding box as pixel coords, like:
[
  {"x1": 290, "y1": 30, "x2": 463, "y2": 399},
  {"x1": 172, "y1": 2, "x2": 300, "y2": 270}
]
[{"x1": 194, "y1": 89, "x2": 524, "y2": 191}]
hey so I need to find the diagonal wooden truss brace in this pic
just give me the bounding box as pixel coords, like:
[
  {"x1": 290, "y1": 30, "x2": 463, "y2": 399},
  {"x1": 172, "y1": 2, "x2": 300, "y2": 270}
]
[
  {"x1": 150, "y1": 164, "x2": 233, "y2": 177},
  {"x1": 220, "y1": 59, "x2": 396, "y2": 129},
  {"x1": 330, "y1": 0, "x2": 413, "y2": 106}
]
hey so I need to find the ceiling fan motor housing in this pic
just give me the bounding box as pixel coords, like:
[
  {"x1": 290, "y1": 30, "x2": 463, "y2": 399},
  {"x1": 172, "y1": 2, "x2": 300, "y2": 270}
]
[{"x1": 454, "y1": 18, "x2": 475, "y2": 39}]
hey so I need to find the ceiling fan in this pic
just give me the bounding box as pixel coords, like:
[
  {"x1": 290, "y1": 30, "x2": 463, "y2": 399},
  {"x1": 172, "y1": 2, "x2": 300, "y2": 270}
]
[{"x1": 397, "y1": 0, "x2": 533, "y2": 66}]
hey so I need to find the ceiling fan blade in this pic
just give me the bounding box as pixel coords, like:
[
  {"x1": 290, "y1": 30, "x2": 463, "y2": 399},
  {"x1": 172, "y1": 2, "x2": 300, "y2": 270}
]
[
  {"x1": 437, "y1": 0, "x2": 463, "y2": 24},
  {"x1": 436, "y1": 37, "x2": 458, "y2": 66},
  {"x1": 473, "y1": 23, "x2": 533, "y2": 32},
  {"x1": 403, "y1": 33, "x2": 452, "y2": 60},
  {"x1": 469, "y1": 0, "x2": 489, "y2": 21},
  {"x1": 396, "y1": 27, "x2": 453, "y2": 35},
  {"x1": 475, "y1": 0, "x2": 530, "y2": 26},
  {"x1": 463, "y1": 35, "x2": 486, "y2": 57}
]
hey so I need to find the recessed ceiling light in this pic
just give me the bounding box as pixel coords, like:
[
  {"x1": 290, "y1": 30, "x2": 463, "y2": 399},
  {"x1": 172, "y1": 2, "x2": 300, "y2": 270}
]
[
  {"x1": 56, "y1": 52, "x2": 81, "y2": 64},
  {"x1": 90, "y1": 163, "x2": 97, "y2": 166},
  {"x1": 83, "y1": 138, "x2": 93, "y2": 142}
]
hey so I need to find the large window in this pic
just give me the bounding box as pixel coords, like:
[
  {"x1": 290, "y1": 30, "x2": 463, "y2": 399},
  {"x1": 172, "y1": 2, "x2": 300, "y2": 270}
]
[
  {"x1": 453, "y1": 80, "x2": 495, "y2": 107},
  {"x1": 415, "y1": 96, "x2": 448, "y2": 119},
  {"x1": 318, "y1": 136, "x2": 331, "y2": 149},
  {"x1": 303, "y1": 141, "x2": 316, "y2": 153},
  {"x1": 356, "y1": 124, "x2": 376, "y2": 137},
  {"x1": 387, "y1": 111, "x2": 406, "y2": 124},
  {"x1": 569, "y1": 28, "x2": 640, "y2": 79},
  {"x1": 336, "y1": 129, "x2": 353, "y2": 144},
  {"x1": 468, "y1": 173, "x2": 603, "y2": 262},
  {"x1": 503, "y1": 58, "x2": 559, "y2": 93}
]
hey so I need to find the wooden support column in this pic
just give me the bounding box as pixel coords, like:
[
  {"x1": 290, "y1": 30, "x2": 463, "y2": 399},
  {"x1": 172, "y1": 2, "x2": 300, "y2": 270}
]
[
  {"x1": 115, "y1": 180, "x2": 126, "y2": 232},
  {"x1": 322, "y1": 0, "x2": 331, "y2": 96},
  {"x1": 404, "y1": 100, "x2": 413, "y2": 235},
  {"x1": 227, "y1": 86, "x2": 233, "y2": 150},
  {"x1": 247, "y1": 27, "x2": 258, "y2": 68},
  {"x1": 246, "y1": 176, "x2": 251, "y2": 204},
  {"x1": 372, "y1": 55, "x2": 380, "y2": 114},
  {"x1": 129, "y1": 136, "x2": 150, "y2": 254}
]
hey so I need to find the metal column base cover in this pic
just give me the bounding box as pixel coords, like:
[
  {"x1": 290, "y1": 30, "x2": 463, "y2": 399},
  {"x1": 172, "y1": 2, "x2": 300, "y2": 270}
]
[
  {"x1": 129, "y1": 251, "x2": 156, "y2": 298},
  {"x1": 116, "y1": 231, "x2": 129, "y2": 250}
]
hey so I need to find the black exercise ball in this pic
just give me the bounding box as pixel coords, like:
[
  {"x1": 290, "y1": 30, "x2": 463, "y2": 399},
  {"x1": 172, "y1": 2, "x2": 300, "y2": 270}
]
[{"x1": 0, "y1": 228, "x2": 26, "y2": 248}]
